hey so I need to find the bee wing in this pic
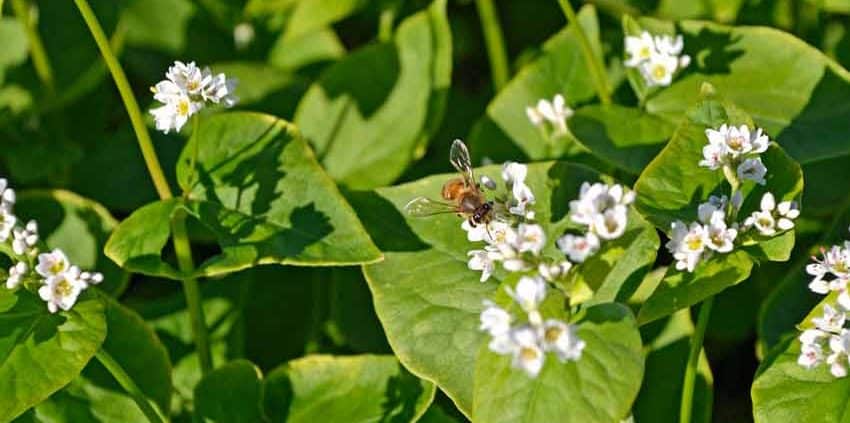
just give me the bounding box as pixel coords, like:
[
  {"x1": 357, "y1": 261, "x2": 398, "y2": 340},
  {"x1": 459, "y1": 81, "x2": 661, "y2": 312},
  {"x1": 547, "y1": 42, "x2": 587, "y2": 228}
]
[
  {"x1": 450, "y1": 139, "x2": 476, "y2": 187},
  {"x1": 404, "y1": 197, "x2": 457, "y2": 217}
]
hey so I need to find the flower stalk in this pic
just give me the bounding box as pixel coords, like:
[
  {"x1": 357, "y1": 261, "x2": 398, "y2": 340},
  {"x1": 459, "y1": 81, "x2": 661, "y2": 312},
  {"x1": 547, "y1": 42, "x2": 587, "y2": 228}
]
[
  {"x1": 95, "y1": 349, "x2": 167, "y2": 423},
  {"x1": 556, "y1": 0, "x2": 611, "y2": 105},
  {"x1": 680, "y1": 296, "x2": 713, "y2": 423},
  {"x1": 475, "y1": 0, "x2": 510, "y2": 91},
  {"x1": 74, "y1": 0, "x2": 213, "y2": 375}
]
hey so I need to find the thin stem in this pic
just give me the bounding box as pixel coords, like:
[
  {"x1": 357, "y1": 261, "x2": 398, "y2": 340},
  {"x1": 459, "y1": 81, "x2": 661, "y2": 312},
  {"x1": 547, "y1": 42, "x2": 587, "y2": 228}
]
[
  {"x1": 73, "y1": 0, "x2": 172, "y2": 200},
  {"x1": 95, "y1": 349, "x2": 167, "y2": 423},
  {"x1": 378, "y1": 7, "x2": 395, "y2": 42},
  {"x1": 680, "y1": 296, "x2": 714, "y2": 423},
  {"x1": 556, "y1": 0, "x2": 611, "y2": 105},
  {"x1": 475, "y1": 0, "x2": 510, "y2": 91},
  {"x1": 74, "y1": 0, "x2": 213, "y2": 376},
  {"x1": 11, "y1": 0, "x2": 53, "y2": 91},
  {"x1": 171, "y1": 212, "x2": 213, "y2": 374}
]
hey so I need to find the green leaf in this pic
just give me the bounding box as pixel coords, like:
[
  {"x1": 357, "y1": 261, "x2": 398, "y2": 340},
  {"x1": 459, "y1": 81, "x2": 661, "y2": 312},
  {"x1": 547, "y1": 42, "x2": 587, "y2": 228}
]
[
  {"x1": 362, "y1": 162, "x2": 657, "y2": 415},
  {"x1": 634, "y1": 85, "x2": 803, "y2": 261},
  {"x1": 294, "y1": 0, "x2": 451, "y2": 189},
  {"x1": 637, "y1": 251, "x2": 753, "y2": 325},
  {"x1": 752, "y1": 294, "x2": 850, "y2": 422},
  {"x1": 122, "y1": 0, "x2": 195, "y2": 53},
  {"x1": 281, "y1": 0, "x2": 367, "y2": 42},
  {"x1": 16, "y1": 190, "x2": 128, "y2": 296},
  {"x1": 107, "y1": 112, "x2": 382, "y2": 279},
  {"x1": 263, "y1": 354, "x2": 435, "y2": 423},
  {"x1": 632, "y1": 310, "x2": 713, "y2": 423},
  {"x1": 634, "y1": 18, "x2": 850, "y2": 166},
  {"x1": 195, "y1": 360, "x2": 265, "y2": 423},
  {"x1": 0, "y1": 18, "x2": 27, "y2": 83},
  {"x1": 568, "y1": 104, "x2": 676, "y2": 175},
  {"x1": 21, "y1": 297, "x2": 172, "y2": 422},
  {"x1": 467, "y1": 5, "x2": 603, "y2": 160},
  {"x1": 268, "y1": 27, "x2": 346, "y2": 71},
  {"x1": 0, "y1": 290, "x2": 106, "y2": 422},
  {"x1": 472, "y1": 303, "x2": 643, "y2": 423}
]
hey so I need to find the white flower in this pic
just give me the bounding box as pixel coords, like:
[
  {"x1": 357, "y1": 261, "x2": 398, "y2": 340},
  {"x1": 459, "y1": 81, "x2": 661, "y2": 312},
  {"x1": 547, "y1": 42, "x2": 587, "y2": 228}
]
[
  {"x1": 737, "y1": 158, "x2": 767, "y2": 185},
  {"x1": 35, "y1": 249, "x2": 71, "y2": 278},
  {"x1": 703, "y1": 211, "x2": 737, "y2": 253},
  {"x1": 592, "y1": 206, "x2": 629, "y2": 240},
  {"x1": 813, "y1": 304, "x2": 846, "y2": 333},
  {"x1": 150, "y1": 92, "x2": 200, "y2": 134},
  {"x1": 697, "y1": 195, "x2": 727, "y2": 223},
  {"x1": 6, "y1": 262, "x2": 27, "y2": 289},
  {"x1": 509, "y1": 326, "x2": 546, "y2": 377},
  {"x1": 514, "y1": 224, "x2": 546, "y2": 255},
  {"x1": 468, "y1": 249, "x2": 497, "y2": 282},
  {"x1": 480, "y1": 301, "x2": 512, "y2": 337},
  {"x1": 639, "y1": 52, "x2": 679, "y2": 87},
  {"x1": 699, "y1": 135, "x2": 727, "y2": 170},
  {"x1": 165, "y1": 61, "x2": 206, "y2": 95},
  {"x1": 776, "y1": 199, "x2": 800, "y2": 231},
  {"x1": 0, "y1": 207, "x2": 16, "y2": 241},
  {"x1": 12, "y1": 220, "x2": 38, "y2": 255},
  {"x1": 502, "y1": 162, "x2": 536, "y2": 217},
  {"x1": 538, "y1": 261, "x2": 572, "y2": 282},
  {"x1": 653, "y1": 34, "x2": 684, "y2": 57},
  {"x1": 79, "y1": 271, "x2": 104, "y2": 287},
  {"x1": 828, "y1": 329, "x2": 850, "y2": 377},
  {"x1": 745, "y1": 193, "x2": 793, "y2": 236},
  {"x1": 541, "y1": 319, "x2": 585, "y2": 362},
  {"x1": 700, "y1": 125, "x2": 770, "y2": 171},
  {"x1": 624, "y1": 31, "x2": 656, "y2": 67},
  {"x1": 807, "y1": 245, "x2": 850, "y2": 296},
  {"x1": 570, "y1": 183, "x2": 634, "y2": 228},
  {"x1": 557, "y1": 232, "x2": 600, "y2": 263},
  {"x1": 526, "y1": 94, "x2": 573, "y2": 135},
  {"x1": 480, "y1": 175, "x2": 497, "y2": 191},
  {"x1": 462, "y1": 219, "x2": 514, "y2": 245},
  {"x1": 38, "y1": 270, "x2": 85, "y2": 314},
  {"x1": 506, "y1": 276, "x2": 547, "y2": 314},
  {"x1": 798, "y1": 341, "x2": 824, "y2": 369},
  {"x1": 667, "y1": 221, "x2": 706, "y2": 272},
  {"x1": 233, "y1": 22, "x2": 255, "y2": 50},
  {"x1": 502, "y1": 161, "x2": 528, "y2": 186},
  {"x1": 201, "y1": 72, "x2": 238, "y2": 106},
  {"x1": 0, "y1": 178, "x2": 15, "y2": 210}
]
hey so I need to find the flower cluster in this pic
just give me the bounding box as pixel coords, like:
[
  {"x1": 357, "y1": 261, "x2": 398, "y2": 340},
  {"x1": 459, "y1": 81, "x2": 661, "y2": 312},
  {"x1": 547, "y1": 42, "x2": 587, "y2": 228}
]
[
  {"x1": 150, "y1": 61, "x2": 238, "y2": 134},
  {"x1": 464, "y1": 161, "x2": 635, "y2": 377},
  {"x1": 526, "y1": 94, "x2": 573, "y2": 137},
  {"x1": 480, "y1": 277, "x2": 585, "y2": 377},
  {"x1": 624, "y1": 31, "x2": 690, "y2": 87},
  {"x1": 798, "y1": 235, "x2": 850, "y2": 377},
  {"x1": 0, "y1": 178, "x2": 103, "y2": 313},
  {"x1": 666, "y1": 125, "x2": 798, "y2": 272}
]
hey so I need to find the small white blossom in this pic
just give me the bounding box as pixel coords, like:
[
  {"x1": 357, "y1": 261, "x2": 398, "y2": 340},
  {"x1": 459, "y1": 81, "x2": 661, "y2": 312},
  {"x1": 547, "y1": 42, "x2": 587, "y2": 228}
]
[
  {"x1": 828, "y1": 329, "x2": 850, "y2": 377},
  {"x1": 480, "y1": 301, "x2": 512, "y2": 337},
  {"x1": 526, "y1": 94, "x2": 573, "y2": 136},
  {"x1": 150, "y1": 92, "x2": 200, "y2": 134},
  {"x1": 506, "y1": 276, "x2": 547, "y2": 314},
  {"x1": 592, "y1": 207, "x2": 629, "y2": 240},
  {"x1": 570, "y1": 183, "x2": 634, "y2": 228},
  {"x1": 807, "y1": 244, "x2": 850, "y2": 300},
  {"x1": 35, "y1": 249, "x2": 71, "y2": 278},
  {"x1": 813, "y1": 304, "x2": 847, "y2": 333},
  {"x1": 703, "y1": 211, "x2": 737, "y2": 253},
  {"x1": 541, "y1": 319, "x2": 585, "y2": 362},
  {"x1": 468, "y1": 248, "x2": 499, "y2": 282},
  {"x1": 150, "y1": 61, "x2": 238, "y2": 134},
  {"x1": 557, "y1": 233, "x2": 600, "y2": 263},
  {"x1": 700, "y1": 124, "x2": 770, "y2": 171},
  {"x1": 462, "y1": 219, "x2": 514, "y2": 245},
  {"x1": 12, "y1": 220, "x2": 38, "y2": 255},
  {"x1": 639, "y1": 52, "x2": 679, "y2": 87},
  {"x1": 624, "y1": 32, "x2": 656, "y2": 67},
  {"x1": 0, "y1": 178, "x2": 15, "y2": 210},
  {"x1": 38, "y1": 270, "x2": 86, "y2": 314},
  {"x1": 667, "y1": 221, "x2": 706, "y2": 272},
  {"x1": 538, "y1": 261, "x2": 572, "y2": 282},
  {"x1": 6, "y1": 262, "x2": 27, "y2": 289},
  {"x1": 777, "y1": 200, "x2": 800, "y2": 231},
  {"x1": 513, "y1": 224, "x2": 546, "y2": 255},
  {"x1": 509, "y1": 326, "x2": 546, "y2": 377},
  {"x1": 798, "y1": 340, "x2": 824, "y2": 369},
  {"x1": 502, "y1": 162, "x2": 536, "y2": 218},
  {"x1": 0, "y1": 208, "x2": 16, "y2": 241},
  {"x1": 737, "y1": 158, "x2": 767, "y2": 185},
  {"x1": 233, "y1": 23, "x2": 255, "y2": 50}
]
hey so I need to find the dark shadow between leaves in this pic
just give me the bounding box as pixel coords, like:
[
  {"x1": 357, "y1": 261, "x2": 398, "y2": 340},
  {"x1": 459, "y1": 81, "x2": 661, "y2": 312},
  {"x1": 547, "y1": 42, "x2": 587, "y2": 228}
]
[
  {"x1": 379, "y1": 364, "x2": 425, "y2": 423},
  {"x1": 263, "y1": 368, "x2": 294, "y2": 423},
  {"x1": 343, "y1": 189, "x2": 428, "y2": 252},
  {"x1": 546, "y1": 162, "x2": 601, "y2": 223},
  {"x1": 316, "y1": 42, "x2": 400, "y2": 120},
  {"x1": 680, "y1": 24, "x2": 744, "y2": 76}
]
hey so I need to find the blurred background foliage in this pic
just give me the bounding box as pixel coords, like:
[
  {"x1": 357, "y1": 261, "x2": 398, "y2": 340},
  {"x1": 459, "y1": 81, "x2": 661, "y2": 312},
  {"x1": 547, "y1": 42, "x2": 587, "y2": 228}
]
[{"x1": 3, "y1": 0, "x2": 850, "y2": 421}]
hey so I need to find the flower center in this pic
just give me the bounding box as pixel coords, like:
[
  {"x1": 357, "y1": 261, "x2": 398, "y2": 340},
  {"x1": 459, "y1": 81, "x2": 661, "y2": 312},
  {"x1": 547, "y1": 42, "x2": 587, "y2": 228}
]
[
  {"x1": 652, "y1": 65, "x2": 667, "y2": 79},
  {"x1": 50, "y1": 260, "x2": 65, "y2": 275},
  {"x1": 757, "y1": 216, "x2": 773, "y2": 228},
  {"x1": 187, "y1": 80, "x2": 199, "y2": 91},
  {"x1": 639, "y1": 46, "x2": 651, "y2": 58},
  {"x1": 686, "y1": 235, "x2": 703, "y2": 251},
  {"x1": 55, "y1": 279, "x2": 72, "y2": 297},
  {"x1": 520, "y1": 346, "x2": 539, "y2": 361},
  {"x1": 545, "y1": 327, "x2": 562, "y2": 343},
  {"x1": 728, "y1": 136, "x2": 745, "y2": 151},
  {"x1": 177, "y1": 100, "x2": 190, "y2": 116},
  {"x1": 710, "y1": 232, "x2": 725, "y2": 246}
]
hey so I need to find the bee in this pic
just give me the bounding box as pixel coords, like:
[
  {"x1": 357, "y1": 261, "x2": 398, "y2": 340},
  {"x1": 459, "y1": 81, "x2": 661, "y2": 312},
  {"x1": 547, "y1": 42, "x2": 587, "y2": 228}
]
[{"x1": 405, "y1": 139, "x2": 497, "y2": 227}]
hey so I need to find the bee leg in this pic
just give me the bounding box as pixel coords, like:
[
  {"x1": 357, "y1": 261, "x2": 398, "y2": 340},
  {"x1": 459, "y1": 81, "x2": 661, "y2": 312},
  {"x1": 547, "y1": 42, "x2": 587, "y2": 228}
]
[{"x1": 468, "y1": 217, "x2": 476, "y2": 228}]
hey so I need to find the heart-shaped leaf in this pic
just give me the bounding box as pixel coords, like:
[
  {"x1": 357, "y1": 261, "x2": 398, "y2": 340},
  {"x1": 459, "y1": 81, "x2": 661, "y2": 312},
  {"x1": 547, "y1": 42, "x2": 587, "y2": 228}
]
[
  {"x1": 0, "y1": 290, "x2": 106, "y2": 422},
  {"x1": 294, "y1": 0, "x2": 451, "y2": 189},
  {"x1": 361, "y1": 162, "x2": 658, "y2": 416},
  {"x1": 472, "y1": 303, "x2": 643, "y2": 423}
]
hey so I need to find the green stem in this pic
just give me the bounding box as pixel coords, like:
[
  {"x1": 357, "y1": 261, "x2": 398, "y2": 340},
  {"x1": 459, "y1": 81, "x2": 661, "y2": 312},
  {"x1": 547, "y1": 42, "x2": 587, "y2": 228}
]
[
  {"x1": 680, "y1": 296, "x2": 713, "y2": 423},
  {"x1": 74, "y1": 0, "x2": 213, "y2": 375},
  {"x1": 474, "y1": 0, "x2": 510, "y2": 91},
  {"x1": 95, "y1": 350, "x2": 167, "y2": 423},
  {"x1": 171, "y1": 212, "x2": 213, "y2": 374},
  {"x1": 11, "y1": 0, "x2": 54, "y2": 91},
  {"x1": 378, "y1": 7, "x2": 395, "y2": 42},
  {"x1": 556, "y1": 0, "x2": 611, "y2": 105},
  {"x1": 73, "y1": 0, "x2": 172, "y2": 200}
]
